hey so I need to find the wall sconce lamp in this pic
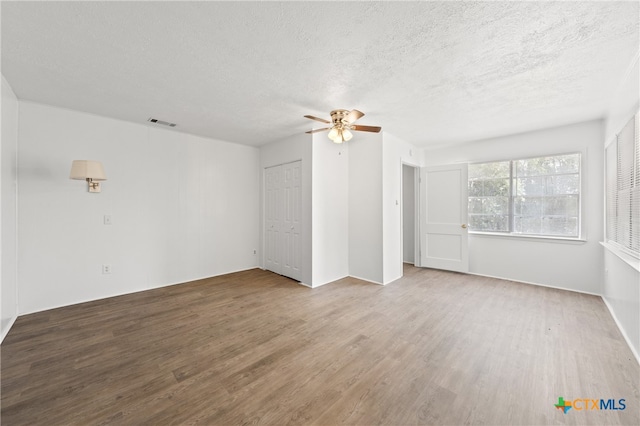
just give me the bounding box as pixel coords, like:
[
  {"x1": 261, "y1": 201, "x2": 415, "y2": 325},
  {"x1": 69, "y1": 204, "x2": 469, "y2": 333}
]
[{"x1": 70, "y1": 160, "x2": 107, "y2": 193}]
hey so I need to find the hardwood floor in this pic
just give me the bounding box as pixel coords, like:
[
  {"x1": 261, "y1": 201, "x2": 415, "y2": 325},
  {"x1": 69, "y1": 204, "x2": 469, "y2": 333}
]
[{"x1": 2, "y1": 265, "x2": 638, "y2": 425}]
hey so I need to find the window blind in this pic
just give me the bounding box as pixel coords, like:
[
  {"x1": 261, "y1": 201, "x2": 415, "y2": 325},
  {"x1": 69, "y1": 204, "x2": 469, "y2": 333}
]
[{"x1": 606, "y1": 112, "x2": 639, "y2": 256}]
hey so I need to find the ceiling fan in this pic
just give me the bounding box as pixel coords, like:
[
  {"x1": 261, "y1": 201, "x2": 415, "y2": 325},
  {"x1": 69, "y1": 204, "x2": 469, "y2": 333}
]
[{"x1": 304, "y1": 109, "x2": 381, "y2": 143}]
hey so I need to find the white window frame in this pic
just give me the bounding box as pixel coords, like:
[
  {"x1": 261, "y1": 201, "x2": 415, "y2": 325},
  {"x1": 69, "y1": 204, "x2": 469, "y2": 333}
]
[
  {"x1": 468, "y1": 152, "x2": 583, "y2": 241},
  {"x1": 604, "y1": 111, "x2": 640, "y2": 262}
]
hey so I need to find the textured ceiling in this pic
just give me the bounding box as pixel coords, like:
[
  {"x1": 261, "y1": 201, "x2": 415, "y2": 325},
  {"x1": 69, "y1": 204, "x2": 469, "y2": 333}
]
[{"x1": 2, "y1": 1, "x2": 638, "y2": 147}]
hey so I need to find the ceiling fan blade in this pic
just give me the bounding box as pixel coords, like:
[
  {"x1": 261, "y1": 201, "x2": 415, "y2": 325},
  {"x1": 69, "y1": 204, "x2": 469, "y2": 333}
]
[
  {"x1": 305, "y1": 127, "x2": 331, "y2": 134},
  {"x1": 352, "y1": 124, "x2": 382, "y2": 133},
  {"x1": 304, "y1": 115, "x2": 331, "y2": 124},
  {"x1": 345, "y1": 109, "x2": 365, "y2": 123}
]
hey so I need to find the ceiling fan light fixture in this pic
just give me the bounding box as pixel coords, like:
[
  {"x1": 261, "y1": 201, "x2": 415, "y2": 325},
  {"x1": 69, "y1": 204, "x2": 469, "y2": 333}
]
[
  {"x1": 327, "y1": 126, "x2": 352, "y2": 143},
  {"x1": 305, "y1": 109, "x2": 381, "y2": 143},
  {"x1": 330, "y1": 129, "x2": 343, "y2": 144}
]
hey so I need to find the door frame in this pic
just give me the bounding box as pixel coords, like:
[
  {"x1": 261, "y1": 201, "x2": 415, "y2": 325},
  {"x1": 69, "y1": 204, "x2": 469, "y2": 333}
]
[{"x1": 400, "y1": 162, "x2": 421, "y2": 267}]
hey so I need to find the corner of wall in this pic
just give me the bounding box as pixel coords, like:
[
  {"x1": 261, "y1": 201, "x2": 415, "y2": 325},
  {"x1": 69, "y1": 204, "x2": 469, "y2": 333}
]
[
  {"x1": 381, "y1": 133, "x2": 421, "y2": 284},
  {"x1": 311, "y1": 134, "x2": 349, "y2": 286},
  {"x1": 1, "y1": 74, "x2": 20, "y2": 343}
]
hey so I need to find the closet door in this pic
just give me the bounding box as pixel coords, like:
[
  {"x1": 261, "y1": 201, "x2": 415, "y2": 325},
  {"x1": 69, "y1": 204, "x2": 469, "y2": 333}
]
[
  {"x1": 264, "y1": 161, "x2": 302, "y2": 281},
  {"x1": 281, "y1": 161, "x2": 302, "y2": 281},
  {"x1": 265, "y1": 165, "x2": 282, "y2": 274}
]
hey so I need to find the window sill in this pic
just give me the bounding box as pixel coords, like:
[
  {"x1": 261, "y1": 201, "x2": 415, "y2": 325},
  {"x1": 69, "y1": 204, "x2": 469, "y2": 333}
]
[
  {"x1": 469, "y1": 231, "x2": 587, "y2": 244},
  {"x1": 600, "y1": 242, "x2": 640, "y2": 272}
]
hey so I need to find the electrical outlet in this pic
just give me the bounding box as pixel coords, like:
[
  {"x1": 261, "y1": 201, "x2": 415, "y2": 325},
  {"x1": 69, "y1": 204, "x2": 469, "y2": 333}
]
[{"x1": 102, "y1": 264, "x2": 112, "y2": 274}]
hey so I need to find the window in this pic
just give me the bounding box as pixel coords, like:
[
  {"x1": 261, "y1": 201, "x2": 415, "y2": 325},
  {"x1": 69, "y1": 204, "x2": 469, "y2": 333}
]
[
  {"x1": 468, "y1": 153, "x2": 581, "y2": 238},
  {"x1": 468, "y1": 161, "x2": 510, "y2": 232},
  {"x1": 606, "y1": 113, "x2": 639, "y2": 257}
]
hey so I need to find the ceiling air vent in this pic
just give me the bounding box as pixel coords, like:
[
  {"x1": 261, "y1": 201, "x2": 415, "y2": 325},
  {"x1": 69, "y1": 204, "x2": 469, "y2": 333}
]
[{"x1": 147, "y1": 117, "x2": 177, "y2": 127}]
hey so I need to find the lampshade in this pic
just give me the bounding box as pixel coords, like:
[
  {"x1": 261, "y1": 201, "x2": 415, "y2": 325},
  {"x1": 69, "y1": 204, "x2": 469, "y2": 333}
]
[
  {"x1": 342, "y1": 129, "x2": 353, "y2": 141},
  {"x1": 70, "y1": 160, "x2": 106, "y2": 181},
  {"x1": 328, "y1": 127, "x2": 339, "y2": 141}
]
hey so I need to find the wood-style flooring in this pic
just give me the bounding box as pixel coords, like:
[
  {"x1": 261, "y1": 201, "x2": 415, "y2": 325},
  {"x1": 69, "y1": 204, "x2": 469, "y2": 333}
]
[{"x1": 2, "y1": 265, "x2": 639, "y2": 425}]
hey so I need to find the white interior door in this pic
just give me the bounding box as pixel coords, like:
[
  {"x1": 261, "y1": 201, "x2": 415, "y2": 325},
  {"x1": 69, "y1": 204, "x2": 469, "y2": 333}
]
[
  {"x1": 420, "y1": 164, "x2": 469, "y2": 272},
  {"x1": 265, "y1": 165, "x2": 282, "y2": 274},
  {"x1": 281, "y1": 161, "x2": 302, "y2": 281},
  {"x1": 264, "y1": 161, "x2": 302, "y2": 281}
]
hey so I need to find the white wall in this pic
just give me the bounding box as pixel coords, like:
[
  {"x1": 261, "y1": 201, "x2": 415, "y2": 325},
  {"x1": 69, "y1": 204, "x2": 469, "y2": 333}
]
[
  {"x1": 382, "y1": 133, "x2": 421, "y2": 284},
  {"x1": 1, "y1": 75, "x2": 19, "y2": 341},
  {"x1": 402, "y1": 164, "x2": 415, "y2": 264},
  {"x1": 260, "y1": 134, "x2": 312, "y2": 286},
  {"x1": 422, "y1": 120, "x2": 604, "y2": 294},
  {"x1": 311, "y1": 134, "x2": 349, "y2": 286},
  {"x1": 602, "y1": 52, "x2": 639, "y2": 360},
  {"x1": 349, "y1": 132, "x2": 383, "y2": 283},
  {"x1": 604, "y1": 251, "x2": 639, "y2": 360},
  {"x1": 17, "y1": 102, "x2": 260, "y2": 314},
  {"x1": 605, "y1": 53, "x2": 639, "y2": 139},
  {"x1": 344, "y1": 131, "x2": 421, "y2": 285}
]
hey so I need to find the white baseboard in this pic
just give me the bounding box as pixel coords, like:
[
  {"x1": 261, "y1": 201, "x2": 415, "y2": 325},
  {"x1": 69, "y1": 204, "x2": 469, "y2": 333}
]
[
  {"x1": 1, "y1": 314, "x2": 18, "y2": 344},
  {"x1": 601, "y1": 296, "x2": 640, "y2": 365},
  {"x1": 20, "y1": 266, "x2": 262, "y2": 316},
  {"x1": 465, "y1": 271, "x2": 601, "y2": 297},
  {"x1": 147, "y1": 266, "x2": 260, "y2": 290},
  {"x1": 296, "y1": 275, "x2": 348, "y2": 289},
  {"x1": 349, "y1": 274, "x2": 384, "y2": 286}
]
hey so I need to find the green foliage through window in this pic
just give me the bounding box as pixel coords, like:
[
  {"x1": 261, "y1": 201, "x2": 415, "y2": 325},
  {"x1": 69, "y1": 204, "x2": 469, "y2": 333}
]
[{"x1": 468, "y1": 153, "x2": 580, "y2": 237}]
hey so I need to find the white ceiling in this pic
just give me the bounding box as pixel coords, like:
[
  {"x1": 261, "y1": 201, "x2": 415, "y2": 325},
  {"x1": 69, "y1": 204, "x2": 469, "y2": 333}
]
[{"x1": 2, "y1": 1, "x2": 638, "y2": 148}]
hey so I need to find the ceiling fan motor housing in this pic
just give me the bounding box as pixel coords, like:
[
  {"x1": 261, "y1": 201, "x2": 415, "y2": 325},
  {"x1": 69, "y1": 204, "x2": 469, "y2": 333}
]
[
  {"x1": 303, "y1": 108, "x2": 380, "y2": 138},
  {"x1": 330, "y1": 109, "x2": 350, "y2": 126}
]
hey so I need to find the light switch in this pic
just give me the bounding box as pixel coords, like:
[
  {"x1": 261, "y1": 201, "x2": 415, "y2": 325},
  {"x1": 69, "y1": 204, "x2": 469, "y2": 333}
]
[{"x1": 104, "y1": 215, "x2": 112, "y2": 225}]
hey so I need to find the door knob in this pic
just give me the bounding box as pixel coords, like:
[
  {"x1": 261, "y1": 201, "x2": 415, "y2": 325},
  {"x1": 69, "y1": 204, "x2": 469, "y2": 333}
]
[{"x1": 461, "y1": 224, "x2": 467, "y2": 229}]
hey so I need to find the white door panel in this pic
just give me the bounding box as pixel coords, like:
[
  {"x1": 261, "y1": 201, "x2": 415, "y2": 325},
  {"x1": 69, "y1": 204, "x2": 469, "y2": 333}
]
[
  {"x1": 421, "y1": 164, "x2": 469, "y2": 272},
  {"x1": 265, "y1": 161, "x2": 302, "y2": 281},
  {"x1": 426, "y1": 233, "x2": 462, "y2": 260},
  {"x1": 265, "y1": 166, "x2": 282, "y2": 274},
  {"x1": 281, "y1": 161, "x2": 302, "y2": 281}
]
